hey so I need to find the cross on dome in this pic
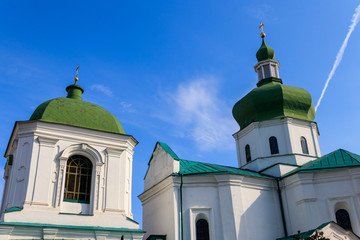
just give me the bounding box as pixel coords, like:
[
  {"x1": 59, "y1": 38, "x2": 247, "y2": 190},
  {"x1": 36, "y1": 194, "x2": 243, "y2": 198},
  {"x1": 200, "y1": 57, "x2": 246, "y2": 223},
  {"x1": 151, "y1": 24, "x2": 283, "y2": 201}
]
[{"x1": 259, "y1": 22, "x2": 266, "y2": 38}]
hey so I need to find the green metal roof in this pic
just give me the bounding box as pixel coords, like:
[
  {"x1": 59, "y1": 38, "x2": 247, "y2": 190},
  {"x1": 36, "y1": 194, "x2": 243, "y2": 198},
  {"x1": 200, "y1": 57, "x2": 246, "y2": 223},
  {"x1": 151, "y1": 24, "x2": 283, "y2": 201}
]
[
  {"x1": 232, "y1": 78, "x2": 316, "y2": 129},
  {"x1": 158, "y1": 142, "x2": 180, "y2": 160},
  {"x1": 282, "y1": 149, "x2": 360, "y2": 178},
  {"x1": 146, "y1": 141, "x2": 273, "y2": 180},
  {"x1": 159, "y1": 142, "x2": 273, "y2": 178},
  {"x1": 30, "y1": 84, "x2": 125, "y2": 134},
  {"x1": 256, "y1": 38, "x2": 275, "y2": 62},
  {"x1": 177, "y1": 159, "x2": 273, "y2": 179},
  {"x1": 4, "y1": 207, "x2": 23, "y2": 213}
]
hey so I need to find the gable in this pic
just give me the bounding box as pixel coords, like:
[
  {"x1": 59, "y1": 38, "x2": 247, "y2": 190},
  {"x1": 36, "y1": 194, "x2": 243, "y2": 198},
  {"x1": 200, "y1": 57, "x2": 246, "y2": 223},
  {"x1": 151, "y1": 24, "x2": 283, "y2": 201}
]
[{"x1": 144, "y1": 142, "x2": 180, "y2": 191}]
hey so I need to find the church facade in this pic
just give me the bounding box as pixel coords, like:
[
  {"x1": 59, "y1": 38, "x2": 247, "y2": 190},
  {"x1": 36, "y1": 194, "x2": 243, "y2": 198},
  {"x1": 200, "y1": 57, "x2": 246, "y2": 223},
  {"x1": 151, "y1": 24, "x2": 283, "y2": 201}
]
[
  {"x1": 139, "y1": 32, "x2": 360, "y2": 240},
  {"x1": 0, "y1": 79, "x2": 144, "y2": 239}
]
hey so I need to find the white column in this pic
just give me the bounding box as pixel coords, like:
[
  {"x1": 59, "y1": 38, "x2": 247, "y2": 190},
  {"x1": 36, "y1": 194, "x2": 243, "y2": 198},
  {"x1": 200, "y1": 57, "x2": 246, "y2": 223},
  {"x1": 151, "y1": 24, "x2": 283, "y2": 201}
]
[
  {"x1": 104, "y1": 147, "x2": 124, "y2": 213},
  {"x1": 30, "y1": 137, "x2": 58, "y2": 206},
  {"x1": 55, "y1": 157, "x2": 67, "y2": 207}
]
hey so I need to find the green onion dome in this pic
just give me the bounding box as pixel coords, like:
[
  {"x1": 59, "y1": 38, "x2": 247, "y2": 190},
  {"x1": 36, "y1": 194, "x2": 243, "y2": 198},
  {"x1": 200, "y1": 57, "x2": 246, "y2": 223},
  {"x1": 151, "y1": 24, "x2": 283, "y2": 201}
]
[
  {"x1": 232, "y1": 78, "x2": 315, "y2": 129},
  {"x1": 30, "y1": 84, "x2": 125, "y2": 134},
  {"x1": 256, "y1": 39, "x2": 275, "y2": 62}
]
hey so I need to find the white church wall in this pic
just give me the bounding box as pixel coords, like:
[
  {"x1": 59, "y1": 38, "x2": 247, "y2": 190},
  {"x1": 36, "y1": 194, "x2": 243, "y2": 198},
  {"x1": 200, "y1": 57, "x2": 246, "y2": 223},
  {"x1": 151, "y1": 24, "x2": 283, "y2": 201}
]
[
  {"x1": 181, "y1": 176, "x2": 224, "y2": 240},
  {"x1": 140, "y1": 176, "x2": 178, "y2": 240},
  {"x1": 180, "y1": 175, "x2": 284, "y2": 240},
  {"x1": 281, "y1": 168, "x2": 360, "y2": 236},
  {"x1": 233, "y1": 177, "x2": 284, "y2": 240},
  {"x1": 234, "y1": 118, "x2": 320, "y2": 173},
  {"x1": 287, "y1": 119, "x2": 320, "y2": 157}
]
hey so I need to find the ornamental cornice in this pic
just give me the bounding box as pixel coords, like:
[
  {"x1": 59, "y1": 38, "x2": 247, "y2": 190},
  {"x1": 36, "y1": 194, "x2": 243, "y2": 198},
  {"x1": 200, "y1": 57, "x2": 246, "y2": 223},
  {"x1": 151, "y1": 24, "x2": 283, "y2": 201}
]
[{"x1": 37, "y1": 136, "x2": 58, "y2": 147}]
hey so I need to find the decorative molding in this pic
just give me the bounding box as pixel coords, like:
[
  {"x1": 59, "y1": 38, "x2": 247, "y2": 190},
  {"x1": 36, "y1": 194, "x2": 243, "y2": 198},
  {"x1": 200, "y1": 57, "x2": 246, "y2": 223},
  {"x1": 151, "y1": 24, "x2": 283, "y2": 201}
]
[
  {"x1": 37, "y1": 136, "x2": 58, "y2": 147},
  {"x1": 60, "y1": 143, "x2": 104, "y2": 164},
  {"x1": 16, "y1": 166, "x2": 26, "y2": 182},
  {"x1": 105, "y1": 147, "x2": 125, "y2": 157},
  {"x1": 30, "y1": 201, "x2": 49, "y2": 206},
  {"x1": 43, "y1": 228, "x2": 58, "y2": 238},
  {"x1": 104, "y1": 208, "x2": 125, "y2": 213},
  {"x1": 296, "y1": 198, "x2": 317, "y2": 206}
]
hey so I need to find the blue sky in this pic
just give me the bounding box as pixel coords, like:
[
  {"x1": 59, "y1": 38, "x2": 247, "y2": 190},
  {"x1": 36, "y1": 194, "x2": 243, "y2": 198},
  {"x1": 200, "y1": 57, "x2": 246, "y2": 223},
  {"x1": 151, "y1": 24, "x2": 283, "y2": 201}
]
[{"x1": 1, "y1": 1, "x2": 360, "y2": 227}]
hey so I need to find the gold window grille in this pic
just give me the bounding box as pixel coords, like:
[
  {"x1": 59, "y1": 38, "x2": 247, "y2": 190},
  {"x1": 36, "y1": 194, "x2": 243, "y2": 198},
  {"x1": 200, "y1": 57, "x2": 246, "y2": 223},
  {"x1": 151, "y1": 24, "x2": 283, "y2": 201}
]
[{"x1": 64, "y1": 155, "x2": 92, "y2": 203}]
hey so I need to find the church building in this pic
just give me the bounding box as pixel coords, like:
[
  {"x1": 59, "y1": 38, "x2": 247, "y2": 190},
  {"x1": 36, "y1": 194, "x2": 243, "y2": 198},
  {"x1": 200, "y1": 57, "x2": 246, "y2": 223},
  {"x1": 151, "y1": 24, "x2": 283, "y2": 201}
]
[
  {"x1": 139, "y1": 28, "x2": 360, "y2": 240},
  {"x1": 0, "y1": 72, "x2": 144, "y2": 239}
]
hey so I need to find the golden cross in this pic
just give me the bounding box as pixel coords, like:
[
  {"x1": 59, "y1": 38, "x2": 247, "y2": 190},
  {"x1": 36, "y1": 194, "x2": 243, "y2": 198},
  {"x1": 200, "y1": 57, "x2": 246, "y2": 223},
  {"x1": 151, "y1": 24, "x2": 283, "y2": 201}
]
[
  {"x1": 259, "y1": 22, "x2": 266, "y2": 38},
  {"x1": 74, "y1": 65, "x2": 79, "y2": 83}
]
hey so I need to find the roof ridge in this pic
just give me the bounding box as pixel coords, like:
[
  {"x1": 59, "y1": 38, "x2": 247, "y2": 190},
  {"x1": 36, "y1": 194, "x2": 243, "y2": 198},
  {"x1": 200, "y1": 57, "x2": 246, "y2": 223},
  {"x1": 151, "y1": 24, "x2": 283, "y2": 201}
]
[
  {"x1": 178, "y1": 159, "x2": 274, "y2": 179},
  {"x1": 281, "y1": 149, "x2": 360, "y2": 178},
  {"x1": 157, "y1": 141, "x2": 180, "y2": 160}
]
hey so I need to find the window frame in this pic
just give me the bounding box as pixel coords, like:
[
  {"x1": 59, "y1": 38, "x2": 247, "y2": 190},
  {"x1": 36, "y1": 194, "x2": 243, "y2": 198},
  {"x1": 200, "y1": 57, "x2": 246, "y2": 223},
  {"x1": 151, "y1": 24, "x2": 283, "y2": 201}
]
[{"x1": 63, "y1": 155, "x2": 93, "y2": 204}]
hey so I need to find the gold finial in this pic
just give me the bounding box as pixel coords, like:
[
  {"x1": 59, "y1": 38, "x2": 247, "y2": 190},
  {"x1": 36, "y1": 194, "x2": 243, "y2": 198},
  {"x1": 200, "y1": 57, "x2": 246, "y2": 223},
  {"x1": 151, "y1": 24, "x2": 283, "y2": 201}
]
[
  {"x1": 259, "y1": 22, "x2": 266, "y2": 38},
  {"x1": 74, "y1": 65, "x2": 79, "y2": 84}
]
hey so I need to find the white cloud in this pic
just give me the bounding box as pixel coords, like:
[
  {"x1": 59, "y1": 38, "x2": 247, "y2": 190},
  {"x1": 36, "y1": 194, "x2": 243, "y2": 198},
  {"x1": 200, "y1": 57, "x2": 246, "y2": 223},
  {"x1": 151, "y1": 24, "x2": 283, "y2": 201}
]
[
  {"x1": 120, "y1": 101, "x2": 134, "y2": 113},
  {"x1": 90, "y1": 84, "x2": 113, "y2": 97},
  {"x1": 160, "y1": 77, "x2": 238, "y2": 151}
]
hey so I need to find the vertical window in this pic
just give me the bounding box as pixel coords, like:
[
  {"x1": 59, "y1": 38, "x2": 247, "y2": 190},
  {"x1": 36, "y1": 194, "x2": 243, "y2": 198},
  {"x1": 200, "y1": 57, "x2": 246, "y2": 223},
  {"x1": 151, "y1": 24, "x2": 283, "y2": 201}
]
[
  {"x1": 263, "y1": 64, "x2": 271, "y2": 78},
  {"x1": 336, "y1": 209, "x2": 353, "y2": 231},
  {"x1": 64, "y1": 155, "x2": 92, "y2": 203},
  {"x1": 271, "y1": 64, "x2": 277, "y2": 77},
  {"x1": 196, "y1": 219, "x2": 210, "y2": 240},
  {"x1": 257, "y1": 68, "x2": 263, "y2": 81},
  {"x1": 300, "y1": 137, "x2": 309, "y2": 154},
  {"x1": 269, "y1": 136, "x2": 279, "y2": 154},
  {"x1": 245, "y1": 144, "x2": 251, "y2": 163}
]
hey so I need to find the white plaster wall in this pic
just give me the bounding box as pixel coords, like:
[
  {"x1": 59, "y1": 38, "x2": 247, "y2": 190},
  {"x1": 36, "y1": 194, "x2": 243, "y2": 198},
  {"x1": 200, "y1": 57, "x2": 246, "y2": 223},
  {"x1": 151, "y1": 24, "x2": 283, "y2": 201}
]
[
  {"x1": 181, "y1": 175, "x2": 284, "y2": 240},
  {"x1": 140, "y1": 177, "x2": 177, "y2": 240},
  {"x1": 144, "y1": 144, "x2": 179, "y2": 191},
  {"x1": 141, "y1": 171, "x2": 285, "y2": 240},
  {"x1": 281, "y1": 168, "x2": 360, "y2": 236},
  {"x1": 234, "y1": 118, "x2": 320, "y2": 172}
]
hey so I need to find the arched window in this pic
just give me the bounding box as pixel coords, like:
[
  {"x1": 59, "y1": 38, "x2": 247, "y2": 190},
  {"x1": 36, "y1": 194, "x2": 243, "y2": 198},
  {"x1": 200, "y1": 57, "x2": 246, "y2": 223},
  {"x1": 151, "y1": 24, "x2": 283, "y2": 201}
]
[
  {"x1": 196, "y1": 218, "x2": 210, "y2": 240},
  {"x1": 269, "y1": 136, "x2": 279, "y2": 154},
  {"x1": 245, "y1": 144, "x2": 251, "y2": 163},
  {"x1": 300, "y1": 137, "x2": 309, "y2": 154},
  {"x1": 64, "y1": 155, "x2": 92, "y2": 203},
  {"x1": 336, "y1": 209, "x2": 352, "y2": 231}
]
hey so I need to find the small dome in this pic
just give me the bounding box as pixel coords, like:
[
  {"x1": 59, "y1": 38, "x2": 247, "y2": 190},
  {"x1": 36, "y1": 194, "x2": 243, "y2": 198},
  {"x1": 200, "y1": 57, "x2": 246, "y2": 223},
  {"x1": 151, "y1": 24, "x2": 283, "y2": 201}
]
[
  {"x1": 30, "y1": 84, "x2": 125, "y2": 134},
  {"x1": 256, "y1": 39, "x2": 275, "y2": 62},
  {"x1": 232, "y1": 79, "x2": 315, "y2": 129}
]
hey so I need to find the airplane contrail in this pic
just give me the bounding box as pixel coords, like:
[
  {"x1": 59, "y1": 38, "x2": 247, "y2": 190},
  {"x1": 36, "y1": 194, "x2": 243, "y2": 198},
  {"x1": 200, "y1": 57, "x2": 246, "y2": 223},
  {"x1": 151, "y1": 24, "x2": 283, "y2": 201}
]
[{"x1": 315, "y1": 3, "x2": 360, "y2": 112}]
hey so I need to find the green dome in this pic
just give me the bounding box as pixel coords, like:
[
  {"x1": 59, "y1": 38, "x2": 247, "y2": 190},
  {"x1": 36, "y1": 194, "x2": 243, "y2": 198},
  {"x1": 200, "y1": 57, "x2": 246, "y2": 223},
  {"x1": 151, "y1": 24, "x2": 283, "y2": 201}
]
[
  {"x1": 232, "y1": 78, "x2": 315, "y2": 129},
  {"x1": 30, "y1": 84, "x2": 125, "y2": 134},
  {"x1": 256, "y1": 39, "x2": 275, "y2": 62}
]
